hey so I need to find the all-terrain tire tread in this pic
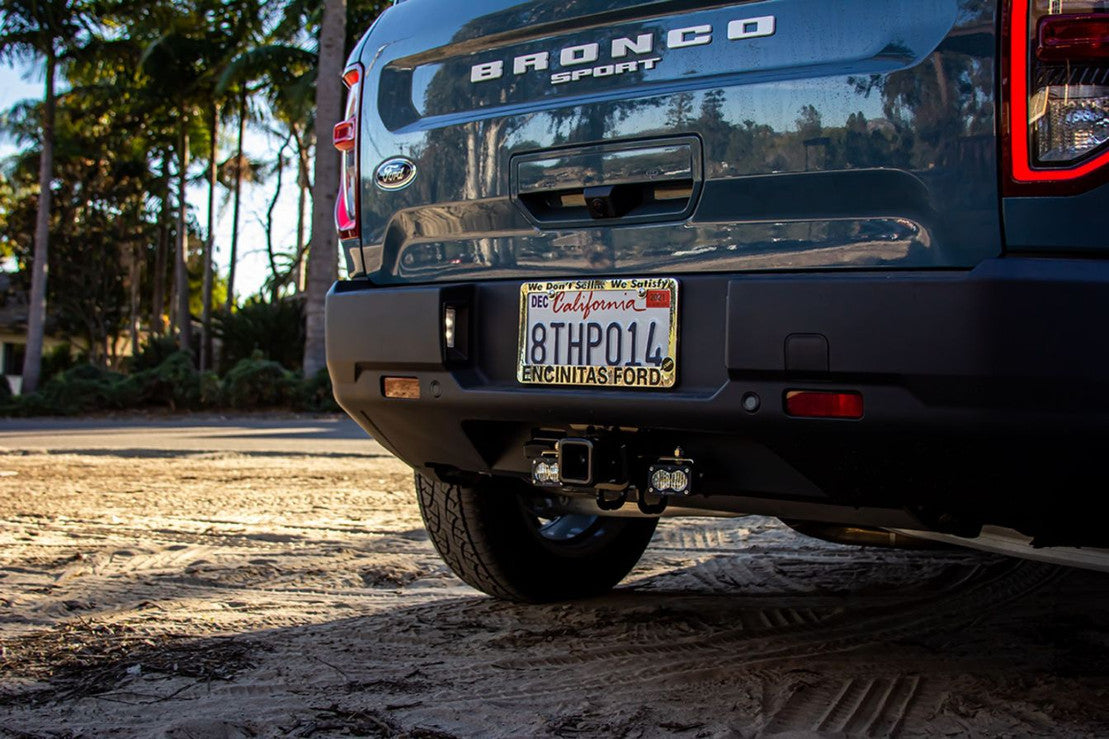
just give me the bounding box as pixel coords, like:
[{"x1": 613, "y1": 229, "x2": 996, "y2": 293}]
[
  {"x1": 416, "y1": 471, "x2": 657, "y2": 602},
  {"x1": 415, "y1": 472, "x2": 520, "y2": 600}
]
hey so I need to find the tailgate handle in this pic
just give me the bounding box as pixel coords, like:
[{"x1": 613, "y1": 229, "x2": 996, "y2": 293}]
[{"x1": 511, "y1": 137, "x2": 702, "y2": 226}]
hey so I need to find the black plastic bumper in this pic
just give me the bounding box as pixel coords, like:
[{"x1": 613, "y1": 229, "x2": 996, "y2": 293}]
[{"x1": 326, "y1": 258, "x2": 1109, "y2": 534}]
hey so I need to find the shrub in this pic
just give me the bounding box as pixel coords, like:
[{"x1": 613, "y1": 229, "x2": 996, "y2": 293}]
[
  {"x1": 129, "y1": 336, "x2": 182, "y2": 373},
  {"x1": 222, "y1": 352, "x2": 298, "y2": 409},
  {"x1": 214, "y1": 297, "x2": 305, "y2": 374},
  {"x1": 0, "y1": 340, "x2": 345, "y2": 417},
  {"x1": 199, "y1": 371, "x2": 222, "y2": 407},
  {"x1": 40, "y1": 344, "x2": 76, "y2": 383},
  {"x1": 297, "y1": 367, "x2": 340, "y2": 412},
  {"x1": 133, "y1": 351, "x2": 201, "y2": 410},
  {"x1": 34, "y1": 364, "x2": 130, "y2": 415}
]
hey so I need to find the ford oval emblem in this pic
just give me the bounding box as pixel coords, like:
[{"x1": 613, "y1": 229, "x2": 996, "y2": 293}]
[{"x1": 375, "y1": 157, "x2": 417, "y2": 191}]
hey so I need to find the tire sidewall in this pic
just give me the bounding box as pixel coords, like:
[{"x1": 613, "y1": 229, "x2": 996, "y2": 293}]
[{"x1": 465, "y1": 477, "x2": 657, "y2": 602}]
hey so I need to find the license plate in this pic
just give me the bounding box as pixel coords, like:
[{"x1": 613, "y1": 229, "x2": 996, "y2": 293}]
[{"x1": 517, "y1": 278, "x2": 679, "y2": 388}]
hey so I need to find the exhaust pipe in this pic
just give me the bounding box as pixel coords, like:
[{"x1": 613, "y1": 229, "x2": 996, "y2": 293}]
[{"x1": 784, "y1": 520, "x2": 950, "y2": 550}]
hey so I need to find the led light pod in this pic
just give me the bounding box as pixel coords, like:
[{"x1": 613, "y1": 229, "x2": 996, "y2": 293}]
[
  {"x1": 647, "y1": 457, "x2": 695, "y2": 496},
  {"x1": 531, "y1": 456, "x2": 560, "y2": 486}
]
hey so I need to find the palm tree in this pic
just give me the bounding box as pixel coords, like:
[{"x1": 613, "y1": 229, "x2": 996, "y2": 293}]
[
  {"x1": 202, "y1": 0, "x2": 267, "y2": 365},
  {"x1": 137, "y1": 0, "x2": 265, "y2": 357},
  {"x1": 138, "y1": 27, "x2": 205, "y2": 352},
  {"x1": 201, "y1": 99, "x2": 220, "y2": 370},
  {"x1": 220, "y1": 37, "x2": 316, "y2": 296},
  {"x1": 224, "y1": 86, "x2": 248, "y2": 313},
  {"x1": 294, "y1": 0, "x2": 389, "y2": 374},
  {"x1": 0, "y1": 0, "x2": 90, "y2": 393},
  {"x1": 301, "y1": 0, "x2": 347, "y2": 377}
]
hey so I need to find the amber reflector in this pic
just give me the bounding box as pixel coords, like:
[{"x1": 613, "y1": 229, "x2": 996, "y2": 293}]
[
  {"x1": 383, "y1": 377, "x2": 420, "y2": 399},
  {"x1": 785, "y1": 390, "x2": 863, "y2": 419}
]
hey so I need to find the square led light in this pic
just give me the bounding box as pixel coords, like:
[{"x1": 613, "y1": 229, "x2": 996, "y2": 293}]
[
  {"x1": 531, "y1": 457, "x2": 560, "y2": 486},
  {"x1": 648, "y1": 461, "x2": 694, "y2": 496}
]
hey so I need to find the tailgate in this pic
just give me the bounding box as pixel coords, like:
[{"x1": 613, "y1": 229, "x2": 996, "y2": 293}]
[{"x1": 352, "y1": 0, "x2": 1000, "y2": 283}]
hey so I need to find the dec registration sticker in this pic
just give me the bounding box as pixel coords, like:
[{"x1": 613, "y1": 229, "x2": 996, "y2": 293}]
[{"x1": 517, "y1": 278, "x2": 679, "y2": 389}]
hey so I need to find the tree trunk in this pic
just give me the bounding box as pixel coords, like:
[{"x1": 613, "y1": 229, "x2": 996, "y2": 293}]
[
  {"x1": 265, "y1": 137, "x2": 290, "y2": 302},
  {"x1": 21, "y1": 53, "x2": 56, "y2": 395},
  {"x1": 225, "y1": 89, "x2": 247, "y2": 313},
  {"x1": 129, "y1": 243, "x2": 141, "y2": 359},
  {"x1": 201, "y1": 103, "x2": 219, "y2": 371},
  {"x1": 151, "y1": 153, "x2": 170, "y2": 335},
  {"x1": 302, "y1": 0, "x2": 347, "y2": 377},
  {"x1": 173, "y1": 124, "x2": 192, "y2": 352},
  {"x1": 294, "y1": 129, "x2": 309, "y2": 293}
]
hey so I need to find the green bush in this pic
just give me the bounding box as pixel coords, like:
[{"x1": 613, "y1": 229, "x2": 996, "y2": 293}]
[
  {"x1": 297, "y1": 367, "x2": 340, "y2": 412},
  {"x1": 133, "y1": 351, "x2": 201, "y2": 410},
  {"x1": 40, "y1": 344, "x2": 76, "y2": 383},
  {"x1": 129, "y1": 336, "x2": 182, "y2": 373},
  {"x1": 0, "y1": 376, "x2": 12, "y2": 406},
  {"x1": 214, "y1": 297, "x2": 305, "y2": 374},
  {"x1": 0, "y1": 343, "x2": 347, "y2": 417},
  {"x1": 33, "y1": 364, "x2": 131, "y2": 415},
  {"x1": 222, "y1": 352, "x2": 298, "y2": 409},
  {"x1": 199, "y1": 370, "x2": 222, "y2": 407}
]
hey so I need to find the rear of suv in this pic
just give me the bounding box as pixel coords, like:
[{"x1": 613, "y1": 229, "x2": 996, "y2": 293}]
[{"x1": 326, "y1": 0, "x2": 1109, "y2": 601}]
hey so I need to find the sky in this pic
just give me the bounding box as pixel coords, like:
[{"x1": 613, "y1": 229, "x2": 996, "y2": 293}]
[{"x1": 1, "y1": 61, "x2": 301, "y2": 303}]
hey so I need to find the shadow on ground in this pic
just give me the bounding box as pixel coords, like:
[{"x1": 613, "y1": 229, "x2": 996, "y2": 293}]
[{"x1": 4, "y1": 551, "x2": 1108, "y2": 737}]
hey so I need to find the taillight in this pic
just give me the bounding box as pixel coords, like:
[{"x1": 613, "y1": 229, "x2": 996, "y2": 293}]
[
  {"x1": 335, "y1": 63, "x2": 363, "y2": 240},
  {"x1": 1008, "y1": 0, "x2": 1109, "y2": 188}
]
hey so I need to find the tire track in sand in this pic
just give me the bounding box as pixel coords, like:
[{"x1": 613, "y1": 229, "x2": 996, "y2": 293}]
[{"x1": 436, "y1": 559, "x2": 1061, "y2": 711}]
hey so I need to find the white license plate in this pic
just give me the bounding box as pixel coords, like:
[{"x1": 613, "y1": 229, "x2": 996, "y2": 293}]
[{"x1": 517, "y1": 278, "x2": 679, "y2": 388}]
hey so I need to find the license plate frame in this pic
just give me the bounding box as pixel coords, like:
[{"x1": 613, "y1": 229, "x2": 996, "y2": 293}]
[{"x1": 516, "y1": 278, "x2": 679, "y2": 389}]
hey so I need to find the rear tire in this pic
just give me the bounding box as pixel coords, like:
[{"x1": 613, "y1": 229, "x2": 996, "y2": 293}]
[{"x1": 415, "y1": 471, "x2": 657, "y2": 602}]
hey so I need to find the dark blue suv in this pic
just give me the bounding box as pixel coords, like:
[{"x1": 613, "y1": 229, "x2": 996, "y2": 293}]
[{"x1": 326, "y1": 0, "x2": 1109, "y2": 600}]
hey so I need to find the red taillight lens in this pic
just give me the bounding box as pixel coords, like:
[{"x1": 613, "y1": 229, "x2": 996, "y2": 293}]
[
  {"x1": 1037, "y1": 14, "x2": 1109, "y2": 62},
  {"x1": 784, "y1": 390, "x2": 863, "y2": 420},
  {"x1": 335, "y1": 64, "x2": 363, "y2": 240},
  {"x1": 1009, "y1": 1, "x2": 1109, "y2": 185},
  {"x1": 333, "y1": 120, "x2": 356, "y2": 151}
]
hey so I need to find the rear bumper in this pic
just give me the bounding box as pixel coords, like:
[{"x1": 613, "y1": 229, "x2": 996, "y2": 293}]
[{"x1": 327, "y1": 258, "x2": 1109, "y2": 539}]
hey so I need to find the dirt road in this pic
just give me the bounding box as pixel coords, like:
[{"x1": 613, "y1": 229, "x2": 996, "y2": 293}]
[{"x1": 1, "y1": 416, "x2": 1107, "y2": 736}]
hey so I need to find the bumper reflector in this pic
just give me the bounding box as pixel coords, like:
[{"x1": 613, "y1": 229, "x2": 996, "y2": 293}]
[
  {"x1": 785, "y1": 390, "x2": 863, "y2": 419},
  {"x1": 383, "y1": 377, "x2": 420, "y2": 399}
]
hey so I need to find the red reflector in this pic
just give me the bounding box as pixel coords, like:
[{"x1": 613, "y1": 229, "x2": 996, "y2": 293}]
[
  {"x1": 1037, "y1": 14, "x2": 1109, "y2": 62},
  {"x1": 342, "y1": 68, "x2": 361, "y2": 88},
  {"x1": 785, "y1": 390, "x2": 863, "y2": 419},
  {"x1": 333, "y1": 120, "x2": 356, "y2": 151}
]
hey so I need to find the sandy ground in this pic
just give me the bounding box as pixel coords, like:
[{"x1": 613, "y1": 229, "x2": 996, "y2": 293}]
[{"x1": 1, "y1": 418, "x2": 1108, "y2": 737}]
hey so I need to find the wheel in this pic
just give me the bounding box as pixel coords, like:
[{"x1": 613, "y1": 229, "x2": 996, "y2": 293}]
[{"x1": 415, "y1": 471, "x2": 658, "y2": 602}]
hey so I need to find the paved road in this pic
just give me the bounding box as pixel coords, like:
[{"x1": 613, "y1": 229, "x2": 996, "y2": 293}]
[{"x1": 0, "y1": 414, "x2": 386, "y2": 457}]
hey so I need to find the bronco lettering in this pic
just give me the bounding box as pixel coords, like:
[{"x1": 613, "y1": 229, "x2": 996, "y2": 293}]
[{"x1": 470, "y1": 15, "x2": 776, "y2": 84}]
